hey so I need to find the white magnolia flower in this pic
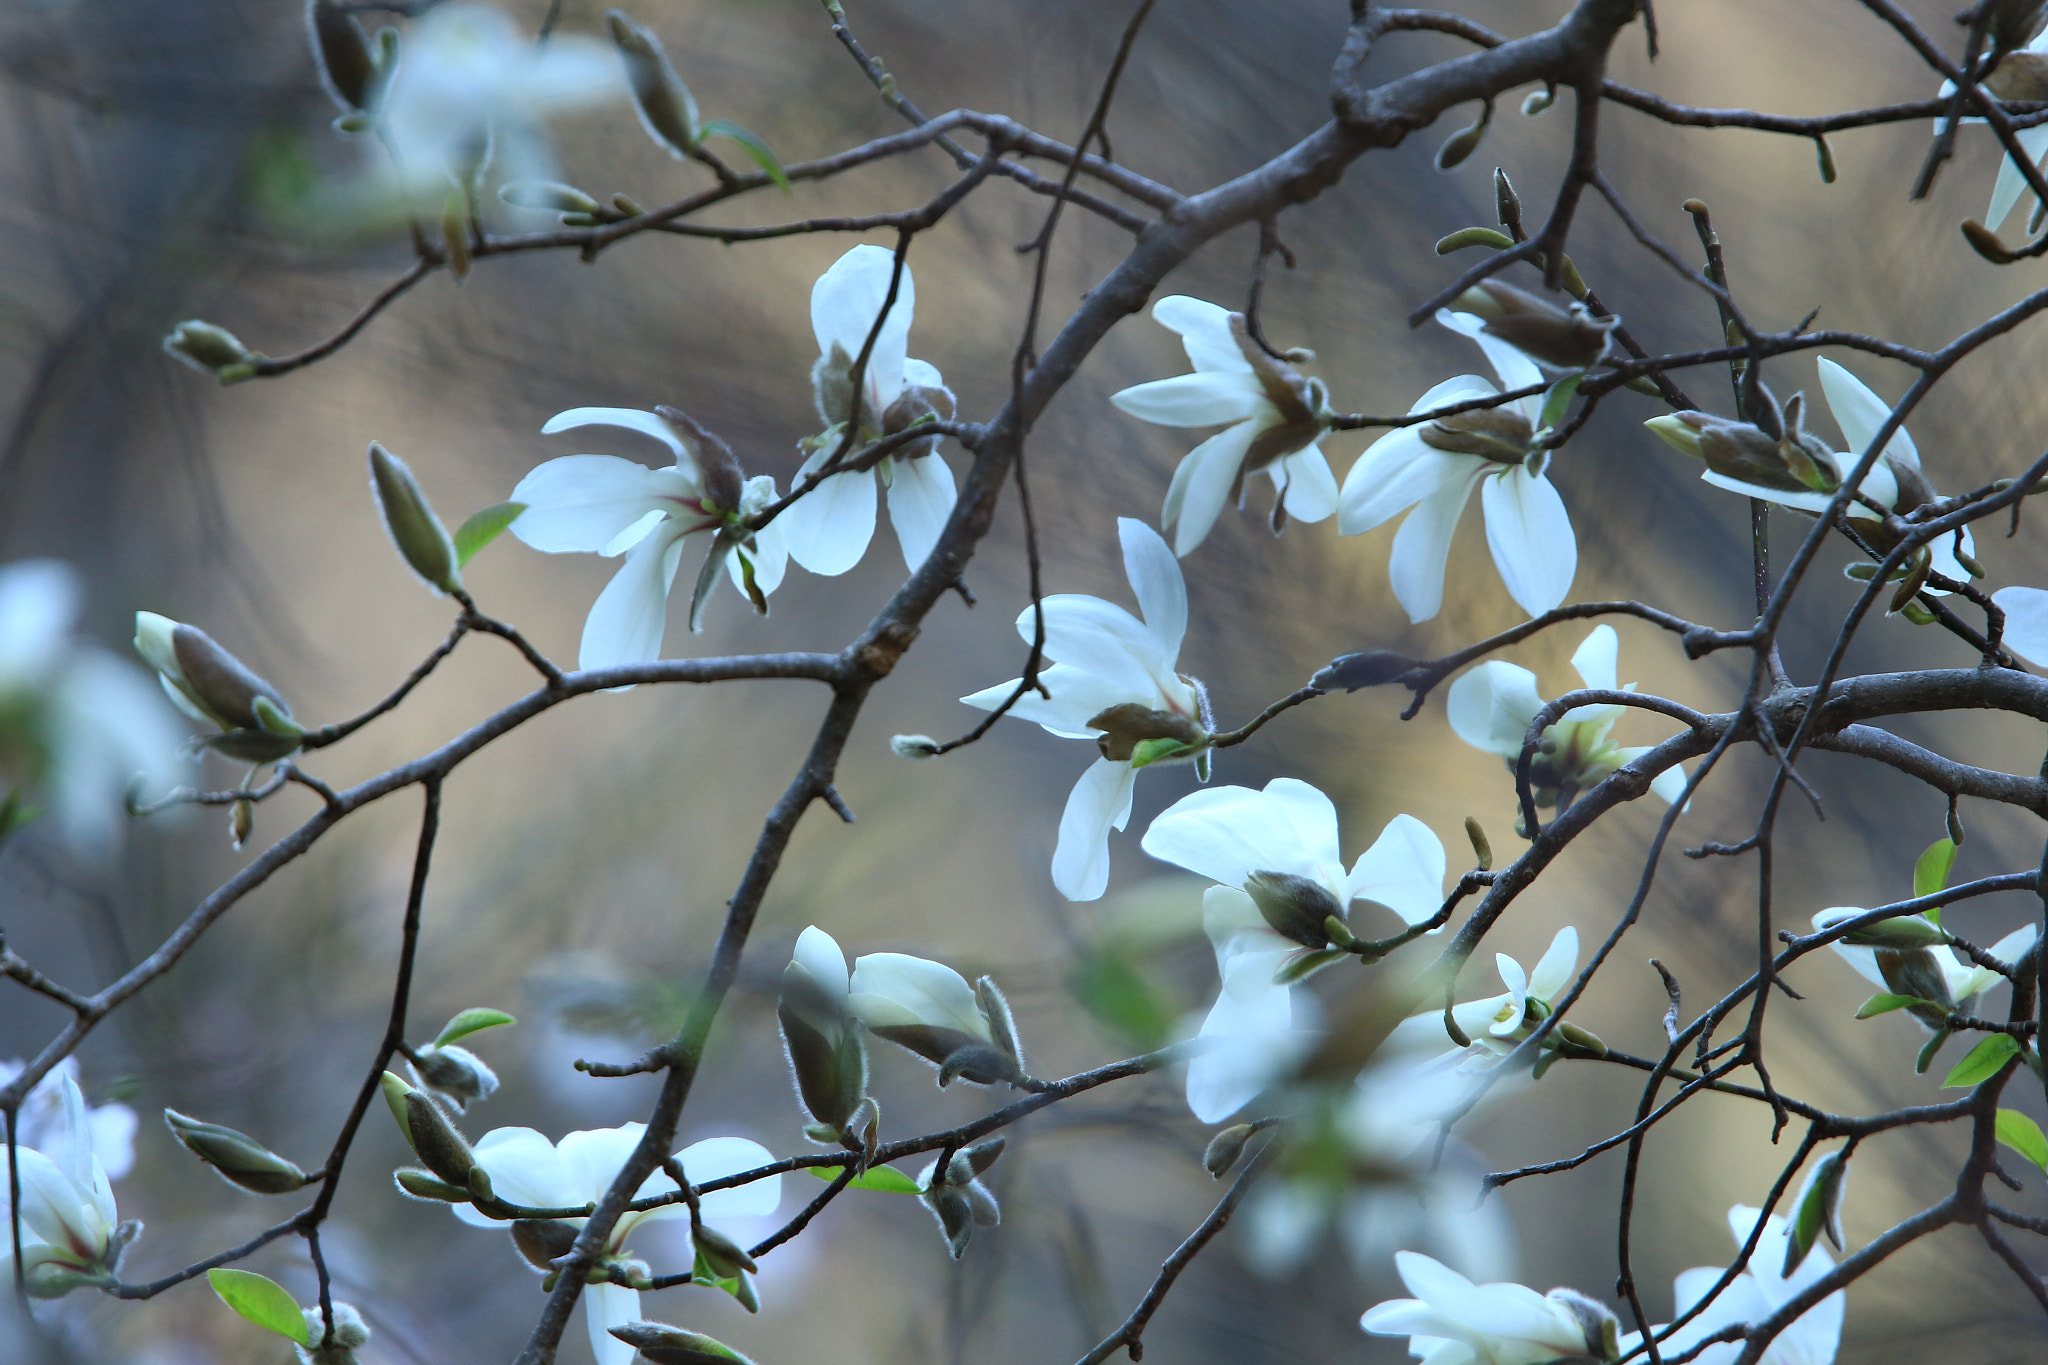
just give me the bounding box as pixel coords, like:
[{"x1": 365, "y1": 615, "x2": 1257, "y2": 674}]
[
  {"x1": 376, "y1": 3, "x2": 617, "y2": 202},
  {"x1": 1991, "y1": 585, "x2": 2048, "y2": 664},
  {"x1": 1390, "y1": 926, "x2": 1581, "y2": 1059},
  {"x1": 1360, "y1": 1250, "x2": 1618, "y2": 1365},
  {"x1": 1935, "y1": 26, "x2": 2048, "y2": 231},
  {"x1": 0, "y1": 1072, "x2": 129, "y2": 1298},
  {"x1": 1108, "y1": 295, "x2": 1337, "y2": 557},
  {"x1": 0, "y1": 559, "x2": 183, "y2": 852},
  {"x1": 510, "y1": 406, "x2": 788, "y2": 673},
  {"x1": 452, "y1": 1126, "x2": 778, "y2": 1365},
  {"x1": 1339, "y1": 310, "x2": 1575, "y2": 623},
  {"x1": 1810, "y1": 359, "x2": 1972, "y2": 591},
  {"x1": 1140, "y1": 778, "x2": 1447, "y2": 1120},
  {"x1": 0, "y1": 1058, "x2": 137, "y2": 1180},
  {"x1": 1818, "y1": 912, "x2": 2035, "y2": 1030},
  {"x1": 1619, "y1": 1204, "x2": 1844, "y2": 1365},
  {"x1": 846, "y1": 951, "x2": 1019, "y2": 1085},
  {"x1": 1447, "y1": 625, "x2": 1689, "y2": 811},
  {"x1": 780, "y1": 245, "x2": 958, "y2": 575},
  {"x1": 960, "y1": 517, "x2": 1210, "y2": 901}
]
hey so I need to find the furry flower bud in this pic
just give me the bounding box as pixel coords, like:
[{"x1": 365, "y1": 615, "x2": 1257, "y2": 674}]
[
  {"x1": 369, "y1": 442, "x2": 462, "y2": 595},
  {"x1": 134, "y1": 613, "x2": 294, "y2": 736},
  {"x1": 407, "y1": 1043, "x2": 499, "y2": 1110},
  {"x1": 1244, "y1": 869, "x2": 1346, "y2": 949},
  {"x1": 607, "y1": 11, "x2": 700, "y2": 156},
  {"x1": 163, "y1": 1109, "x2": 311, "y2": 1194},
  {"x1": 609, "y1": 1322, "x2": 758, "y2": 1365},
  {"x1": 1451, "y1": 280, "x2": 1617, "y2": 370},
  {"x1": 163, "y1": 321, "x2": 258, "y2": 382}
]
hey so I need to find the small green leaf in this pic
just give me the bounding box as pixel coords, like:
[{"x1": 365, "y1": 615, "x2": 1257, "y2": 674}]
[
  {"x1": 453, "y1": 502, "x2": 527, "y2": 567},
  {"x1": 433, "y1": 1008, "x2": 515, "y2": 1048},
  {"x1": 207, "y1": 1268, "x2": 308, "y2": 1345},
  {"x1": 1129, "y1": 736, "x2": 1198, "y2": 769},
  {"x1": 1996, "y1": 1109, "x2": 2048, "y2": 1172},
  {"x1": 1782, "y1": 1152, "x2": 1846, "y2": 1275},
  {"x1": 1943, "y1": 1033, "x2": 2021, "y2": 1088},
  {"x1": 702, "y1": 119, "x2": 791, "y2": 192},
  {"x1": 1537, "y1": 373, "x2": 1583, "y2": 433},
  {"x1": 1912, "y1": 838, "x2": 1956, "y2": 903},
  {"x1": 808, "y1": 1163, "x2": 921, "y2": 1194},
  {"x1": 1855, "y1": 993, "x2": 1947, "y2": 1020}
]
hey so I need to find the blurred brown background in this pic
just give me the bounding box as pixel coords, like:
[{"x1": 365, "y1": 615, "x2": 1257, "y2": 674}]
[{"x1": 3, "y1": 0, "x2": 2046, "y2": 1361}]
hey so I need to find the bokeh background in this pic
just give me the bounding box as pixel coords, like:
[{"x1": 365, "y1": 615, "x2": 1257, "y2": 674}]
[{"x1": 3, "y1": 0, "x2": 2047, "y2": 1361}]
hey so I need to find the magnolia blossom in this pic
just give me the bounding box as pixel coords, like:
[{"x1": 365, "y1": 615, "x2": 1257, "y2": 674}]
[
  {"x1": 1935, "y1": 25, "x2": 2048, "y2": 232},
  {"x1": 0, "y1": 1072, "x2": 131, "y2": 1298},
  {"x1": 846, "y1": 950, "x2": 1018, "y2": 1085},
  {"x1": 961, "y1": 518, "x2": 1209, "y2": 901},
  {"x1": 452, "y1": 1126, "x2": 778, "y2": 1365},
  {"x1": 779, "y1": 245, "x2": 957, "y2": 575},
  {"x1": 1360, "y1": 1250, "x2": 1619, "y2": 1365},
  {"x1": 1620, "y1": 1204, "x2": 1844, "y2": 1365},
  {"x1": 1339, "y1": 310, "x2": 1574, "y2": 623},
  {"x1": 1140, "y1": 778, "x2": 1447, "y2": 1120},
  {"x1": 376, "y1": 3, "x2": 616, "y2": 202},
  {"x1": 510, "y1": 407, "x2": 788, "y2": 672},
  {"x1": 0, "y1": 560, "x2": 182, "y2": 851},
  {"x1": 0, "y1": 1057, "x2": 137, "y2": 1180},
  {"x1": 1389, "y1": 926, "x2": 1581, "y2": 1060},
  {"x1": 1447, "y1": 625, "x2": 1689, "y2": 811},
  {"x1": 1816, "y1": 910, "x2": 2035, "y2": 1034},
  {"x1": 1108, "y1": 295, "x2": 1337, "y2": 557}
]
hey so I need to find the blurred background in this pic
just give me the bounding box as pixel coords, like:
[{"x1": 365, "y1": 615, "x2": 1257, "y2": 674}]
[{"x1": 3, "y1": 0, "x2": 2046, "y2": 1360}]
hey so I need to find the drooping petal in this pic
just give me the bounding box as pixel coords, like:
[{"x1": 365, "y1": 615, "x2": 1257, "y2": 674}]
[
  {"x1": 585, "y1": 1282, "x2": 642, "y2": 1365},
  {"x1": 1119, "y1": 517, "x2": 1187, "y2": 663},
  {"x1": 812, "y1": 244, "x2": 914, "y2": 406},
  {"x1": 780, "y1": 449, "x2": 879, "y2": 577},
  {"x1": 678, "y1": 1136, "x2": 780, "y2": 1220},
  {"x1": 1816, "y1": 358, "x2": 1921, "y2": 472},
  {"x1": 1338, "y1": 377, "x2": 1495, "y2": 533},
  {"x1": 1347, "y1": 815, "x2": 1447, "y2": 927},
  {"x1": 1166, "y1": 420, "x2": 1260, "y2": 558},
  {"x1": 1570, "y1": 625, "x2": 1620, "y2": 693},
  {"x1": 1480, "y1": 466, "x2": 1576, "y2": 618},
  {"x1": 1185, "y1": 948, "x2": 1303, "y2": 1123},
  {"x1": 1387, "y1": 458, "x2": 1487, "y2": 624},
  {"x1": 578, "y1": 523, "x2": 687, "y2": 673},
  {"x1": 726, "y1": 510, "x2": 790, "y2": 601},
  {"x1": 1151, "y1": 295, "x2": 1249, "y2": 374},
  {"x1": 1277, "y1": 443, "x2": 1340, "y2": 525},
  {"x1": 1111, "y1": 371, "x2": 1268, "y2": 426},
  {"x1": 510, "y1": 456, "x2": 698, "y2": 555},
  {"x1": 1993, "y1": 586, "x2": 2048, "y2": 664},
  {"x1": 885, "y1": 453, "x2": 957, "y2": 571},
  {"x1": 1052, "y1": 757, "x2": 1140, "y2": 901},
  {"x1": 1446, "y1": 661, "x2": 1544, "y2": 759},
  {"x1": 1987, "y1": 123, "x2": 2048, "y2": 229},
  {"x1": 542, "y1": 407, "x2": 688, "y2": 461},
  {"x1": 1527, "y1": 926, "x2": 1581, "y2": 1000}
]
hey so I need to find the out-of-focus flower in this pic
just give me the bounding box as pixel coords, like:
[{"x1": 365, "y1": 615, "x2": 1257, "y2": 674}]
[
  {"x1": 1339, "y1": 310, "x2": 1575, "y2": 623},
  {"x1": 509, "y1": 407, "x2": 788, "y2": 672},
  {"x1": 375, "y1": 3, "x2": 617, "y2": 203},
  {"x1": 1360, "y1": 1250, "x2": 1620, "y2": 1365},
  {"x1": 0, "y1": 1072, "x2": 136, "y2": 1298},
  {"x1": 451, "y1": 1126, "x2": 778, "y2": 1365},
  {"x1": 961, "y1": 518, "x2": 1210, "y2": 901},
  {"x1": 1446, "y1": 625, "x2": 1689, "y2": 814},
  {"x1": 1933, "y1": 24, "x2": 2048, "y2": 232},
  {"x1": 0, "y1": 561, "x2": 182, "y2": 852},
  {"x1": 1619, "y1": 1203, "x2": 1844, "y2": 1365},
  {"x1": 1990, "y1": 585, "x2": 2048, "y2": 665},
  {"x1": 780, "y1": 245, "x2": 958, "y2": 575},
  {"x1": 1390, "y1": 926, "x2": 1583, "y2": 1060},
  {"x1": 0, "y1": 1058, "x2": 136, "y2": 1180},
  {"x1": 1108, "y1": 296, "x2": 1338, "y2": 557},
  {"x1": 846, "y1": 952, "x2": 1021, "y2": 1086}
]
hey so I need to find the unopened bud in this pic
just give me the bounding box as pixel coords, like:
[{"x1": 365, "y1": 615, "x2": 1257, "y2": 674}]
[
  {"x1": 498, "y1": 181, "x2": 603, "y2": 214},
  {"x1": 163, "y1": 321, "x2": 258, "y2": 383},
  {"x1": 608, "y1": 11, "x2": 701, "y2": 156},
  {"x1": 1435, "y1": 117, "x2": 1487, "y2": 171},
  {"x1": 1813, "y1": 906, "x2": 1950, "y2": 949},
  {"x1": 134, "y1": 613, "x2": 292, "y2": 735},
  {"x1": 1450, "y1": 279, "x2": 1616, "y2": 370},
  {"x1": 164, "y1": 1109, "x2": 310, "y2": 1193},
  {"x1": 1521, "y1": 86, "x2": 1555, "y2": 116},
  {"x1": 394, "y1": 1167, "x2": 472, "y2": 1202},
  {"x1": 1202, "y1": 1123, "x2": 1254, "y2": 1178},
  {"x1": 307, "y1": 0, "x2": 376, "y2": 111},
  {"x1": 382, "y1": 1072, "x2": 484, "y2": 1194},
  {"x1": 1435, "y1": 226, "x2": 1516, "y2": 255},
  {"x1": 1962, "y1": 218, "x2": 2018, "y2": 265},
  {"x1": 1244, "y1": 870, "x2": 1345, "y2": 949},
  {"x1": 974, "y1": 977, "x2": 1027, "y2": 1079},
  {"x1": 1464, "y1": 816, "x2": 1492, "y2": 871},
  {"x1": 1783, "y1": 1152, "x2": 1851, "y2": 1277},
  {"x1": 1646, "y1": 409, "x2": 1834, "y2": 495},
  {"x1": 295, "y1": 1300, "x2": 371, "y2": 1365},
  {"x1": 511, "y1": 1218, "x2": 580, "y2": 1269},
  {"x1": 1309, "y1": 648, "x2": 1417, "y2": 692},
  {"x1": 1418, "y1": 405, "x2": 1533, "y2": 462},
  {"x1": 1494, "y1": 167, "x2": 1523, "y2": 234},
  {"x1": 812, "y1": 341, "x2": 860, "y2": 430},
  {"x1": 653, "y1": 406, "x2": 744, "y2": 513},
  {"x1": 692, "y1": 1223, "x2": 757, "y2": 1279},
  {"x1": 890, "y1": 733, "x2": 944, "y2": 759},
  {"x1": 610, "y1": 1321, "x2": 758, "y2": 1365},
  {"x1": 1875, "y1": 947, "x2": 1958, "y2": 1028},
  {"x1": 1552, "y1": 1021, "x2": 1607, "y2": 1057},
  {"x1": 408, "y1": 1044, "x2": 498, "y2": 1110},
  {"x1": 1545, "y1": 1287, "x2": 1620, "y2": 1363},
  {"x1": 368, "y1": 443, "x2": 461, "y2": 595},
  {"x1": 923, "y1": 1181, "x2": 979, "y2": 1259}
]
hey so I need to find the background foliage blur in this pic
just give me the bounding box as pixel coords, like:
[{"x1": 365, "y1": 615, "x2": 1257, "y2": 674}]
[{"x1": 3, "y1": 0, "x2": 2046, "y2": 1360}]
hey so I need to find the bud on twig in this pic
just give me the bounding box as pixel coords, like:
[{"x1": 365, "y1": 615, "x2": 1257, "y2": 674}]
[
  {"x1": 498, "y1": 181, "x2": 604, "y2": 215},
  {"x1": 890, "y1": 733, "x2": 944, "y2": 759},
  {"x1": 1310, "y1": 649, "x2": 1417, "y2": 692},
  {"x1": 610, "y1": 1322, "x2": 758, "y2": 1365},
  {"x1": 408, "y1": 1043, "x2": 499, "y2": 1110},
  {"x1": 1812, "y1": 906, "x2": 1950, "y2": 949},
  {"x1": 164, "y1": 1109, "x2": 312, "y2": 1193},
  {"x1": 369, "y1": 443, "x2": 462, "y2": 595},
  {"x1": 1244, "y1": 870, "x2": 1346, "y2": 949},
  {"x1": 380, "y1": 1072, "x2": 487, "y2": 1197},
  {"x1": 1464, "y1": 816, "x2": 1492, "y2": 872},
  {"x1": 134, "y1": 613, "x2": 295, "y2": 736},
  {"x1": 1202, "y1": 1123, "x2": 1254, "y2": 1178},
  {"x1": 163, "y1": 321, "x2": 258, "y2": 383},
  {"x1": 394, "y1": 1167, "x2": 472, "y2": 1202},
  {"x1": 1451, "y1": 279, "x2": 1616, "y2": 370},
  {"x1": 608, "y1": 11, "x2": 701, "y2": 157}
]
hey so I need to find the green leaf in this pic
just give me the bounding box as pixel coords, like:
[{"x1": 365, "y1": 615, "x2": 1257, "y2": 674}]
[
  {"x1": 207, "y1": 1268, "x2": 308, "y2": 1345},
  {"x1": 808, "y1": 1162, "x2": 921, "y2": 1194},
  {"x1": 1943, "y1": 1033, "x2": 2021, "y2": 1088},
  {"x1": 1782, "y1": 1152, "x2": 1845, "y2": 1275},
  {"x1": 1997, "y1": 1109, "x2": 2048, "y2": 1172},
  {"x1": 1129, "y1": 736, "x2": 1198, "y2": 769},
  {"x1": 1913, "y1": 838, "x2": 1956, "y2": 903},
  {"x1": 702, "y1": 119, "x2": 791, "y2": 192},
  {"x1": 1433, "y1": 226, "x2": 1516, "y2": 254},
  {"x1": 453, "y1": 502, "x2": 527, "y2": 567},
  {"x1": 1855, "y1": 993, "x2": 1947, "y2": 1020},
  {"x1": 433, "y1": 1008, "x2": 515, "y2": 1048},
  {"x1": 1537, "y1": 373, "x2": 1583, "y2": 433}
]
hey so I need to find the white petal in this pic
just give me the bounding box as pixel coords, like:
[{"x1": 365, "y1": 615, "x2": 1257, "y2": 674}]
[
  {"x1": 542, "y1": 407, "x2": 686, "y2": 459},
  {"x1": 0, "y1": 559, "x2": 80, "y2": 687},
  {"x1": 960, "y1": 662, "x2": 1143, "y2": 737},
  {"x1": 849, "y1": 953, "x2": 988, "y2": 1038},
  {"x1": 728, "y1": 514, "x2": 790, "y2": 601},
  {"x1": 1816, "y1": 358, "x2": 1920, "y2": 472},
  {"x1": 578, "y1": 524, "x2": 686, "y2": 673},
  {"x1": 1347, "y1": 815, "x2": 1447, "y2": 927},
  {"x1": 1994, "y1": 587, "x2": 2048, "y2": 665},
  {"x1": 1568, "y1": 624, "x2": 1619, "y2": 693},
  {"x1": 1142, "y1": 780, "x2": 1330, "y2": 890},
  {"x1": 1167, "y1": 421, "x2": 1259, "y2": 557},
  {"x1": 1119, "y1": 517, "x2": 1187, "y2": 664},
  {"x1": 679, "y1": 1137, "x2": 780, "y2": 1219},
  {"x1": 1185, "y1": 950, "x2": 1305, "y2": 1122},
  {"x1": 1277, "y1": 443, "x2": 1339, "y2": 524},
  {"x1": 1032, "y1": 594, "x2": 1180, "y2": 700},
  {"x1": 1925, "y1": 525, "x2": 1974, "y2": 597},
  {"x1": 1052, "y1": 757, "x2": 1139, "y2": 901},
  {"x1": 585, "y1": 1282, "x2": 642, "y2": 1365},
  {"x1": 1111, "y1": 371, "x2": 1267, "y2": 426},
  {"x1": 1490, "y1": 954, "x2": 1530, "y2": 1035},
  {"x1": 509, "y1": 457, "x2": 696, "y2": 554},
  {"x1": 1388, "y1": 458, "x2": 1486, "y2": 624},
  {"x1": 812, "y1": 244, "x2": 913, "y2": 404},
  {"x1": 1987, "y1": 124, "x2": 2048, "y2": 229},
  {"x1": 1528, "y1": 925, "x2": 1581, "y2": 1000},
  {"x1": 1481, "y1": 467, "x2": 1576, "y2": 618},
  {"x1": 1438, "y1": 307, "x2": 1545, "y2": 395},
  {"x1": 780, "y1": 453, "x2": 879, "y2": 577},
  {"x1": 1446, "y1": 661, "x2": 1543, "y2": 759},
  {"x1": 792, "y1": 926, "x2": 849, "y2": 998},
  {"x1": 885, "y1": 454, "x2": 956, "y2": 571},
  {"x1": 903, "y1": 357, "x2": 944, "y2": 389},
  {"x1": 1152, "y1": 295, "x2": 1249, "y2": 373}
]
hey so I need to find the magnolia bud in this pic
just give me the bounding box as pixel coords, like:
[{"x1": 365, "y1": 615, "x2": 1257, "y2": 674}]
[
  {"x1": 975, "y1": 977, "x2": 1027, "y2": 1079},
  {"x1": 229, "y1": 798, "x2": 255, "y2": 850},
  {"x1": 1202, "y1": 1123, "x2": 1254, "y2": 1178},
  {"x1": 1450, "y1": 279, "x2": 1617, "y2": 370},
  {"x1": 1464, "y1": 816, "x2": 1493, "y2": 872},
  {"x1": 163, "y1": 1109, "x2": 311, "y2": 1194},
  {"x1": 692, "y1": 1223, "x2": 757, "y2": 1279},
  {"x1": 1645, "y1": 410, "x2": 1833, "y2": 495},
  {"x1": 1244, "y1": 870, "x2": 1345, "y2": 949},
  {"x1": 1309, "y1": 649, "x2": 1417, "y2": 692},
  {"x1": 295, "y1": 1300, "x2": 371, "y2": 1365},
  {"x1": 608, "y1": 11, "x2": 701, "y2": 156},
  {"x1": 1419, "y1": 405, "x2": 1533, "y2": 462},
  {"x1": 408, "y1": 1044, "x2": 499, "y2": 1110},
  {"x1": 924, "y1": 1181, "x2": 978, "y2": 1259},
  {"x1": 163, "y1": 321, "x2": 258, "y2": 382},
  {"x1": 882, "y1": 383, "x2": 956, "y2": 460},
  {"x1": 381, "y1": 1072, "x2": 485, "y2": 1195},
  {"x1": 1552, "y1": 1021, "x2": 1608, "y2": 1057},
  {"x1": 1812, "y1": 906, "x2": 1950, "y2": 949},
  {"x1": 1545, "y1": 1287, "x2": 1620, "y2": 1363},
  {"x1": 890, "y1": 733, "x2": 944, "y2": 759},
  {"x1": 653, "y1": 407, "x2": 744, "y2": 513},
  {"x1": 134, "y1": 613, "x2": 293, "y2": 735},
  {"x1": 512, "y1": 1218, "x2": 581, "y2": 1270},
  {"x1": 498, "y1": 181, "x2": 604, "y2": 215},
  {"x1": 306, "y1": 0, "x2": 376, "y2": 111},
  {"x1": 610, "y1": 1321, "x2": 758, "y2": 1365},
  {"x1": 394, "y1": 1167, "x2": 472, "y2": 1202},
  {"x1": 368, "y1": 443, "x2": 461, "y2": 595},
  {"x1": 1875, "y1": 947, "x2": 1958, "y2": 1029},
  {"x1": 1086, "y1": 702, "x2": 1205, "y2": 763},
  {"x1": 1783, "y1": 1152, "x2": 1851, "y2": 1277}
]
